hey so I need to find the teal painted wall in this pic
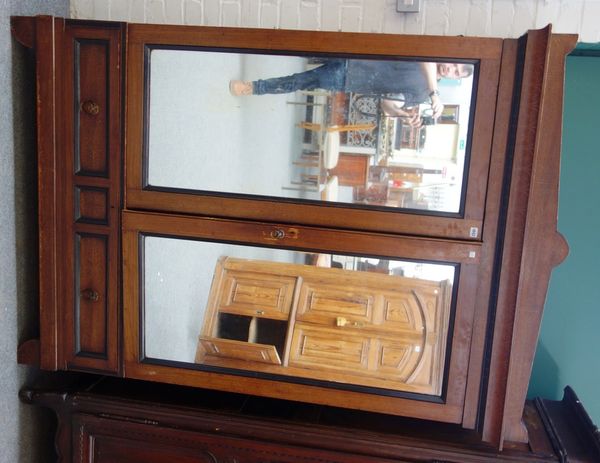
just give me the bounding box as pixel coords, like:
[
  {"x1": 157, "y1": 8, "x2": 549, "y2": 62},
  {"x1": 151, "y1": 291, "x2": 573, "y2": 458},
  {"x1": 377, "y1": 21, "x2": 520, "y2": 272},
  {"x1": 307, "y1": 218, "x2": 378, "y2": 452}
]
[{"x1": 528, "y1": 54, "x2": 600, "y2": 425}]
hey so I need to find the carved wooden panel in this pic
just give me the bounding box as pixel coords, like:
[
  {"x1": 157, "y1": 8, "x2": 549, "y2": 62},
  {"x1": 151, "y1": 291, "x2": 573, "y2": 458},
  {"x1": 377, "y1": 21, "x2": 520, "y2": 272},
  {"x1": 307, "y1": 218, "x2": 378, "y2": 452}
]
[
  {"x1": 217, "y1": 270, "x2": 296, "y2": 320},
  {"x1": 289, "y1": 324, "x2": 371, "y2": 373},
  {"x1": 296, "y1": 280, "x2": 375, "y2": 326}
]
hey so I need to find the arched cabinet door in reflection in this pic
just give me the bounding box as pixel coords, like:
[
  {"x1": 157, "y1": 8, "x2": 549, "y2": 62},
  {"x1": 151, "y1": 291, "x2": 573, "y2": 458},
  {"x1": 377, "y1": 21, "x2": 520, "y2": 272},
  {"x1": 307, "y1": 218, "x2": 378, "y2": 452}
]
[{"x1": 196, "y1": 256, "x2": 452, "y2": 396}]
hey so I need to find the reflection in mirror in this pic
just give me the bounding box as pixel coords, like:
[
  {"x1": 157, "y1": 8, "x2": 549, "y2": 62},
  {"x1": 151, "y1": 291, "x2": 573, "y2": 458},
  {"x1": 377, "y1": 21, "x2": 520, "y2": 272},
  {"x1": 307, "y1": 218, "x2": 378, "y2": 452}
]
[
  {"x1": 143, "y1": 236, "x2": 456, "y2": 396},
  {"x1": 147, "y1": 49, "x2": 476, "y2": 214}
]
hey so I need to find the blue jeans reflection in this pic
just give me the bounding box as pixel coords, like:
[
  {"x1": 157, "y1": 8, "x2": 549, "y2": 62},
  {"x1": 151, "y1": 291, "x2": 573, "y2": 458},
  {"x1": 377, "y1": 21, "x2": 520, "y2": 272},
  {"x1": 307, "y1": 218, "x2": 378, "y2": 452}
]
[{"x1": 253, "y1": 59, "x2": 347, "y2": 95}]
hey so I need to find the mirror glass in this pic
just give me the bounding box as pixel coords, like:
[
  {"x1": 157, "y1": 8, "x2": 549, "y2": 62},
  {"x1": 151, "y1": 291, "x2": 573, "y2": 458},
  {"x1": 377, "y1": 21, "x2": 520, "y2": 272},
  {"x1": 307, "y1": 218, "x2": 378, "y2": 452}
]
[
  {"x1": 143, "y1": 235, "x2": 456, "y2": 396},
  {"x1": 146, "y1": 48, "x2": 476, "y2": 214}
]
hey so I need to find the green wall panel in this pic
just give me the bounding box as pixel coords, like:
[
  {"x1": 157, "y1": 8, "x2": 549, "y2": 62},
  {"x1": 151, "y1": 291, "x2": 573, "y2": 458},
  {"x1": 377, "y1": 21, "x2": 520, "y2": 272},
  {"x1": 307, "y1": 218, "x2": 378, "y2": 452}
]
[{"x1": 528, "y1": 54, "x2": 600, "y2": 425}]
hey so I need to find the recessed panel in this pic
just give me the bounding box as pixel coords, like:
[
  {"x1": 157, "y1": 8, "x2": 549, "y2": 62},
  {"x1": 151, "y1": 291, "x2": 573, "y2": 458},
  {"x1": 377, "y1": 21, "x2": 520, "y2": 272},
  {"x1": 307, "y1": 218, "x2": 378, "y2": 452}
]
[
  {"x1": 75, "y1": 39, "x2": 110, "y2": 177},
  {"x1": 75, "y1": 186, "x2": 109, "y2": 224},
  {"x1": 75, "y1": 232, "x2": 108, "y2": 358}
]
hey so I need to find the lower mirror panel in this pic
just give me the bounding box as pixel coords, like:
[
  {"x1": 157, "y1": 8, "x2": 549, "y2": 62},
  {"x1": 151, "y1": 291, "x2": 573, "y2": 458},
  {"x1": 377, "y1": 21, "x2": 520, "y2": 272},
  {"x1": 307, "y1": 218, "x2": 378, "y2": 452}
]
[{"x1": 142, "y1": 235, "x2": 456, "y2": 398}]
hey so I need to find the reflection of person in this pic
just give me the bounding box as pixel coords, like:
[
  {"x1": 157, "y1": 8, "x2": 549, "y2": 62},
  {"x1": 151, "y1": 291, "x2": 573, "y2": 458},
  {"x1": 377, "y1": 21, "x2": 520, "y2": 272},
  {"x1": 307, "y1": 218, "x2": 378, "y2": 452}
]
[{"x1": 229, "y1": 59, "x2": 474, "y2": 123}]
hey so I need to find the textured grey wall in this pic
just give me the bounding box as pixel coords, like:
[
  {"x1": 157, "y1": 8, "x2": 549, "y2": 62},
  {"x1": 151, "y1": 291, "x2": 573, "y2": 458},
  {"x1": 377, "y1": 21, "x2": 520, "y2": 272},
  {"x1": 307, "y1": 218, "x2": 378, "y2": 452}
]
[{"x1": 1, "y1": 1, "x2": 68, "y2": 462}]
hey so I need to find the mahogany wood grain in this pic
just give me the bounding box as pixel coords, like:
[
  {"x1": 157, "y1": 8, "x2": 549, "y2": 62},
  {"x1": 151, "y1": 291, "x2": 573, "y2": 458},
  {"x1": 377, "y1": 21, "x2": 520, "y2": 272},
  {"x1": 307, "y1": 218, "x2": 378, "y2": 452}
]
[
  {"x1": 481, "y1": 28, "x2": 576, "y2": 446},
  {"x1": 76, "y1": 39, "x2": 109, "y2": 175},
  {"x1": 122, "y1": 210, "x2": 482, "y2": 264},
  {"x1": 128, "y1": 24, "x2": 504, "y2": 59},
  {"x1": 58, "y1": 22, "x2": 124, "y2": 374},
  {"x1": 75, "y1": 186, "x2": 109, "y2": 224},
  {"x1": 500, "y1": 32, "x2": 576, "y2": 444},
  {"x1": 462, "y1": 38, "x2": 520, "y2": 430},
  {"x1": 32, "y1": 15, "x2": 62, "y2": 370},
  {"x1": 10, "y1": 16, "x2": 35, "y2": 48},
  {"x1": 16, "y1": 339, "x2": 40, "y2": 366},
  {"x1": 22, "y1": 384, "x2": 572, "y2": 463},
  {"x1": 75, "y1": 233, "x2": 108, "y2": 356},
  {"x1": 20, "y1": 15, "x2": 577, "y2": 450}
]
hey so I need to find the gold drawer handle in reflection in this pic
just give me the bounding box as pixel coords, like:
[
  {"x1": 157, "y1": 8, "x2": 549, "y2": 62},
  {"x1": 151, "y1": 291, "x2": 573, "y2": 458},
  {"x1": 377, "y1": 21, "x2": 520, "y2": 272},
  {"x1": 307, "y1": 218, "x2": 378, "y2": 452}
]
[
  {"x1": 336, "y1": 317, "x2": 363, "y2": 328},
  {"x1": 81, "y1": 288, "x2": 100, "y2": 302}
]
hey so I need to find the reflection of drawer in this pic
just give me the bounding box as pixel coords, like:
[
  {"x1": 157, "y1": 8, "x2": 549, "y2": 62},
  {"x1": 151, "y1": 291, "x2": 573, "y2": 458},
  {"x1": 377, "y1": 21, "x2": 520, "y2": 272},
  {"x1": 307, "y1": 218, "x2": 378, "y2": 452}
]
[
  {"x1": 197, "y1": 336, "x2": 282, "y2": 365},
  {"x1": 295, "y1": 280, "x2": 375, "y2": 326},
  {"x1": 217, "y1": 270, "x2": 297, "y2": 320},
  {"x1": 288, "y1": 324, "x2": 370, "y2": 373},
  {"x1": 296, "y1": 279, "x2": 446, "y2": 336},
  {"x1": 289, "y1": 324, "x2": 433, "y2": 391}
]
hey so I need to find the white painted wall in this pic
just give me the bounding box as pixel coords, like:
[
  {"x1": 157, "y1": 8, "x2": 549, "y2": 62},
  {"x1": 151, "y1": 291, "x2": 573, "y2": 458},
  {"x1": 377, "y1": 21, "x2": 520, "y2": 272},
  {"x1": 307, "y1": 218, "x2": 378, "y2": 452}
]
[{"x1": 71, "y1": 0, "x2": 600, "y2": 42}]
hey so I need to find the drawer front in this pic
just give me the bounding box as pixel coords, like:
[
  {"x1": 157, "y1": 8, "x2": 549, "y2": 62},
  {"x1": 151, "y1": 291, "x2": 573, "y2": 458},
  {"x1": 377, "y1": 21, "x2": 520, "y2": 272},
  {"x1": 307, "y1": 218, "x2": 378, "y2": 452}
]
[
  {"x1": 75, "y1": 38, "x2": 110, "y2": 176},
  {"x1": 59, "y1": 23, "x2": 122, "y2": 374},
  {"x1": 73, "y1": 413, "x2": 402, "y2": 463},
  {"x1": 75, "y1": 233, "x2": 109, "y2": 356},
  {"x1": 295, "y1": 279, "x2": 376, "y2": 327}
]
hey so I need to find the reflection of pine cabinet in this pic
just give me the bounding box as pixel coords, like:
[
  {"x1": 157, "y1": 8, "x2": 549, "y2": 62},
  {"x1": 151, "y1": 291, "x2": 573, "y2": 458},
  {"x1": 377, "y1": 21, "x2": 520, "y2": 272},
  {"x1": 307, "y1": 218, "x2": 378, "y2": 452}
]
[{"x1": 197, "y1": 257, "x2": 451, "y2": 395}]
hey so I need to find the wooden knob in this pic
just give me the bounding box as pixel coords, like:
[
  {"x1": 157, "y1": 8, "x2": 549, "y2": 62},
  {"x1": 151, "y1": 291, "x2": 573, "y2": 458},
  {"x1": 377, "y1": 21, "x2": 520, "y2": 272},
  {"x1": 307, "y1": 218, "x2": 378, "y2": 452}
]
[
  {"x1": 81, "y1": 288, "x2": 99, "y2": 302},
  {"x1": 81, "y1": 100, "x2": 100, "y2": 116}
]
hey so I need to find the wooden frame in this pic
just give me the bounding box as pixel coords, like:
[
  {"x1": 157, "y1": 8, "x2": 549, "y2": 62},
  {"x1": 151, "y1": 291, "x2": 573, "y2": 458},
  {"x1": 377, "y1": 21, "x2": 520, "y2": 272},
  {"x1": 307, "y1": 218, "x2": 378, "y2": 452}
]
[
  {"x1": 125, "y1": 25, "x2": 503, "y2": 241},
  {"x1": 122, "y1": 210, "x2": 481, "y2": 424},
  {"x1": 13, "y1": 16, "x2": 124, "y2": 374},
  {"x1": 11, "y1": 15, "x2": 576, "y2": 450}
]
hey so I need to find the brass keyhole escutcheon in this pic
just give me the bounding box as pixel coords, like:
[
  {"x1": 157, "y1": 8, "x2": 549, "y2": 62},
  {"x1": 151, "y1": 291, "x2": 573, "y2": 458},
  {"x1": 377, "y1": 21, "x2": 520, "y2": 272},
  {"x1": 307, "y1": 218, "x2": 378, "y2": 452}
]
[
  {"x1": 81, "y1": 100, "x2": 100, "y2": 116},
  {"x1": 270, "y1": 229, "x2": 285, "y2": 240}
]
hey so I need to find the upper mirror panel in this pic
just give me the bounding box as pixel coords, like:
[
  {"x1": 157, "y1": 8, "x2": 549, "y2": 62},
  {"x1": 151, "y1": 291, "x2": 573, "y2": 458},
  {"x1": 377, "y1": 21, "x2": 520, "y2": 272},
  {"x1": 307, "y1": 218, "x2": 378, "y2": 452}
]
[{"x1": 146, "y1": 48, "x2": 476, "y2": 214}]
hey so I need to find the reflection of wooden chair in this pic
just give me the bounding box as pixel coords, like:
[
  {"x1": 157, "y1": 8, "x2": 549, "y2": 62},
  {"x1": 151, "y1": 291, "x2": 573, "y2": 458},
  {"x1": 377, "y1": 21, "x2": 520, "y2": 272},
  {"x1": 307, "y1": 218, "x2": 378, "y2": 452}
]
[
  {"x1": 320, "y1": 175, "x2": 339, "y2": 201},
  {"x1": 293, "y1": 131, "x2": 340, "y2": 169},
  {"x1": 285, "y1": 133, "x2": 340, "y2": 193}
]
